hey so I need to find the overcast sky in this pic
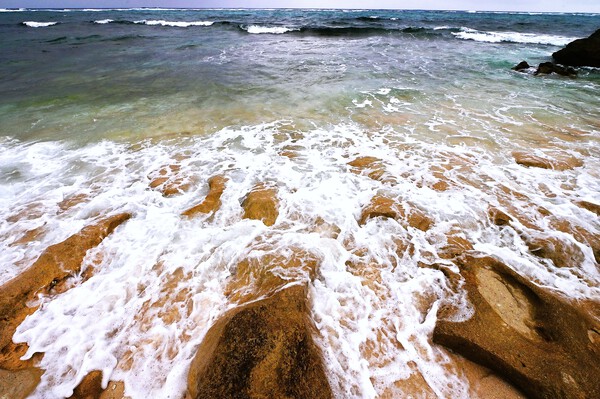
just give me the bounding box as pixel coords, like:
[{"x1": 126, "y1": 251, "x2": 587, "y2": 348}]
[{"x1": 2, "y1": 1, "x2": 600, "y2": 13}]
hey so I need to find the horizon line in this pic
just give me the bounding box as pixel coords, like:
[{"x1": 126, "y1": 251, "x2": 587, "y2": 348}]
[{"x1": 3, "y1": 7, "x2": 599, "y2": 14}]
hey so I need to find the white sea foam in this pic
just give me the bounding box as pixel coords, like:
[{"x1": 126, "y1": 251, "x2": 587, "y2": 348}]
[
  {"x1": 0, "y1": 8, "x2": 25, "y2": 12},
  {"x1": 93, "y1": 19, "x2": 114, "y2": 24},
  {"x1": 452, "y1": 27, "x2": 578, "y2": 46},
  {"x1": 244, "y1": 25, "x2": 297, "y2": 34},
  {"x1": 22, "y1": 21, "x2": 58, "y2": 28},
  {"x1": 2, "y1": 118, "x2": 599, "y2": 398},
  {"x1": 133, "y1": 20, "x2": 214, "y2": 27}
]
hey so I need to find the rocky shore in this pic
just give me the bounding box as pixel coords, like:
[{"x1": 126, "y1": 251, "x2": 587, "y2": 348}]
[{"x1": 1, "y1": 147, "x2": 599, "y2": 399}]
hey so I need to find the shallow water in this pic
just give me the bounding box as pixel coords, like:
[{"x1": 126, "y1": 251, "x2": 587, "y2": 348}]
[{"x1": 1, "y1": 8, "x2": 599, "y2": 399}]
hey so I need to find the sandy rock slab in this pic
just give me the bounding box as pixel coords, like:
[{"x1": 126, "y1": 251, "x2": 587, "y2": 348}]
[
  {"x1": 187, "y1": 284, "x2": 332, "y2": 399},
  {"x1": 0, "y1": 213, "x2": 131, "y2": 398},
  {"x1": 433, "y1": 255, "x2": 600, "y2": 399}
]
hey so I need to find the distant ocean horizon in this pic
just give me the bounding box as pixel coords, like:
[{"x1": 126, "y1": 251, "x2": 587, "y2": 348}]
[{"x1": 1, "y1": 7, "x2": 599, "y2": 399}]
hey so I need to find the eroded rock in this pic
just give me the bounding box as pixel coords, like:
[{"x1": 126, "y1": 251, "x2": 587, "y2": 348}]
[
  {"x1": 182, "y1": 175, "x2": 228, "y2": 217},
  {"x1": 68, "y1": 371, "x2": 128, "y2": 399},
  {"x1": 575, "y1": 200, "x2": 600, "y2": 217},
  {"x1": 348, "y1": 156, "x2": 393, "y2": 183},
  {"x1": 187, "y1": 285, "x2": 332, "y2": 399},
  {"x1": 0, "y1": 213, "x2": 131, "y2": 361},
  {"x1": 226, "y1": 248, "x2": 319, "y2": 304},
  {"x1": 148, "y1": 164, "x2": 192, "y2": 197},
  {"x1": 359, "y1": 195, "x2": 433, "y2": 231},
  {"x1": 241, "y1": 184, "x2": 279, "y2": 226},
  {"x1": 434, "y1": 255, "x2": 600, "y2": 399},
  {"x1": 512, "y1": 151, "x2": 583, "y2": 171}
]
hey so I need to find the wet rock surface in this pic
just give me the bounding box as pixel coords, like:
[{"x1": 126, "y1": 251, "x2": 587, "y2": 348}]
[
  {"x1": 182, "y1": 175, "x2": 228, "y2": 217},
  {"x1": 359, "y1": 194, "x2": 433, "y2": 231},
  {"x1": 187, "y1": 284, "x2": 332, "y2": 399},
  {"x1": 553, "y1": 28, "x2": 600, "y2": 67},
  {"x1": 434, "y1": 255, "x2": 600, "y2": 399},
  {"x1": 241, "y1": 183, "x2": 280, "y2": 226},
  {"x1": 0, "y1": 213, "x2": 131, "y2": 398},
  {"x1": 512, "y1": 151, "x2": 583, "y2": 170},
  {"x1": 68, "y1": 371, "x2": 128, "y2": 399},
  {"x1": 0, "y1": 213, "x2": 131, "y2": 353},
  {"x1": 0, "y1": 368, "x2": 43, "y2": 399}
]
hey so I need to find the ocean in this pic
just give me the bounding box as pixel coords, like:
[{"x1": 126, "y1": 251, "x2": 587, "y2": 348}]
[{"x1": 1, "y1": 7, "x2": 599, "y2": 399}]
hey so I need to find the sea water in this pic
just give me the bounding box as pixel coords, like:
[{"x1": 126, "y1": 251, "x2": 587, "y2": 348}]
[{"x1": 1, "y1": 8, "x2": 599, "y2": 399}]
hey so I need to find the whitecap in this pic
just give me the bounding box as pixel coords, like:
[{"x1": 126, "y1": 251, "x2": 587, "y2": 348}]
[
  {"x1": 244, "y1": 25, "x2": 297, "y2": 34},
  {"x1": 22, "y1": 21, "x2": 58, "y2": 27},
  {"x1": 134, "y1": 20, "x2": 214, "y2": 27},
  {"x1": 93, "y1": 19, "x2": 114, "y2": 24},
  {"x1": 452, "y1": 27, "x2": 578, "y2": 46}
]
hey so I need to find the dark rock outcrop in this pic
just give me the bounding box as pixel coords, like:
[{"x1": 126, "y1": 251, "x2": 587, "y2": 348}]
[
  {"x1": 187, "y1": 285, "x2": 332, "y2": 399},
  {"x1": 534, "y1": 62, "x2": 577, "y2": 76},
  {"x1": 512, "y1": 61, "x2": 531, "y2": 71},
  {"x1": 553, "y1": 29, "x2": 600, "y2": 67},
  {"x1": 434, "y1": 255, "x2": 600, "y2": 399}
]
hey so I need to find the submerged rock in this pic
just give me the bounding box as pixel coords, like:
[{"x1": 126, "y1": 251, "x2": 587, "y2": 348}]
[
  {"x1": 434, "y1": 255, "x2": 600, "y2": 399},
  {"x1": 241, "y1": 183, "x2": 279, "y2": 226},
  {"x1": 148, "y1": 164, "x2": 192, "y2": 197},
  {"x1": 359, "y1": 194, "x2": 433, "y2": 231},
  {"x1": 182, "y1": 175, "x2": 228, "y2": 217},
  {"x1": 187, "y1": 285, "x2": 332, "y2": 399},
  {"x1": 553, "y1": 28, "x2": 600, "y2": 67},
  {"x1": 512, "y1": 151, "x2": 583, "y2": 171}
]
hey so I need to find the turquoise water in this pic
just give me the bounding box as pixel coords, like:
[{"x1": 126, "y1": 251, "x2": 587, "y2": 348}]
[
  {"x1": 1, "y1": 9, "x2": 599, "y2": 143},
  {"x1": 1, "y1": 8, "x2": 599, "y2": 399}
]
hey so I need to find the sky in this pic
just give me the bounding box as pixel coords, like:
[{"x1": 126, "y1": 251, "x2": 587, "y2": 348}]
[{"x1": 2, "y1": 0, "x2": 600, "y2": 13}]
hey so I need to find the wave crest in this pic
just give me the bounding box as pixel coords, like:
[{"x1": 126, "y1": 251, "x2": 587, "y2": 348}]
[
  {"x1": 452, "y1": 27, "x2": 578, "y2": 46},
  {"x1": 22, "y1": 21, "x2": 58, "y2": 27}
]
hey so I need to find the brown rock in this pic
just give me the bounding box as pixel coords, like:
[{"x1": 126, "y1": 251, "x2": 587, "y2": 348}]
[
  {"x1": 187, "y1": 285, "x2": 332, "y2": 399},
  {"x1": 348, "y1": 156, "x2": 393, "y2": 183},
  {"x1": 226, "y1": 249, "x2": 319, "y2": 304},
  {"x1": 241, "y1": 184, "x2": 279, "y2": 226},
  {"x1": 575, "y1": 200, "x2": 600, "y2": 217},
  {"x1": 58, "y1": 193, "x2": 90, "y2": 211},
  {"x1": 182, "y1": 175, "x2": 228, "y2": 217},
  {"x1": 359, "y1": 195, "x2": 432, "y2": 231},
  {"x1": 434, "y1": 255, "x2": 600, "y2": 399},
  {"x1": 68, "y1": 371, "x2": 128, "y2": 399},
  {"x1": 148, "y1": 164, "x2": 192, "y2": 197},
  {"x1": 0, "y1": 213, "x2": 131, "y2": 357},
  {"x1": 512, "y1": 151, "x2": 583, "y2": 171},
  {"x1": 522, "y1": 233, "x2": 585, "y2": 268},
  {"x1": 488, "y1": 207, "x2": 513, "y2": 226},
  {"x1": 0, "y1": 368, "x2": 43, "y2": 399}
]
